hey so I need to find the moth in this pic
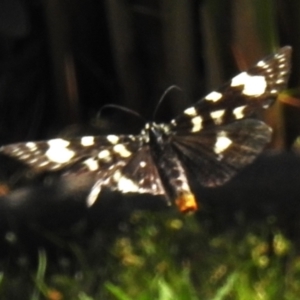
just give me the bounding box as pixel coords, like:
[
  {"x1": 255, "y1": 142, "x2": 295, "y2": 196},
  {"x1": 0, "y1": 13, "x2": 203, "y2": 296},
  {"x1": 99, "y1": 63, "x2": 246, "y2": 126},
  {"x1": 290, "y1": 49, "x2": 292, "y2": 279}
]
[{"x1": 0, "y1": 47, "x2": 292, "y2": 213}]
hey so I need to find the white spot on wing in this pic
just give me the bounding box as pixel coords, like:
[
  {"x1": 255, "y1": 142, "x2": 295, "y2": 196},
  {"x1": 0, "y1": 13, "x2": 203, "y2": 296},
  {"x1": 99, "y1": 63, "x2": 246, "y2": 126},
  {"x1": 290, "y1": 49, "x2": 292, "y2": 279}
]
[
  {"x1": 11, "y1": 148, "x2": 21, "y2": 154},
  {"x1": 276, "y1": 79, "x2": 284, "y2": 84},
  {"x1": 118, "y1": 176, "x2": 139, "y2": 192},
  {"x1": 50, "y1": 164, "x2": 62, "y2": 170},
  {"x1": 233, "y1": 105, "x2": 246, "y2": 119},
  {"x1": 83, "y1": 158, "x2": 99, "y2": 171},
  {"x1": 262, "y1": 103, "x2": 270, "y2": 109},
  {"x1": 257, "y1": 60, "x2": 267, "y2": 67},
  {"x1": 98, "y1": 149, "x2": 111, "y2": 161},
  {"x1": 191, "y1": 116, "x2": 203, "y2": 132},
  {"x1": 46, "y1": 138, "x2": 74, "y2": 163},
  {"x1": 205, "y1": 91, "x2": 222, "y2": 102},
  {"x1": 231, "y1": 72, "x2": 267, "y2": 96},
  {"x1": 39, "y1": 161, "x2": 49, "y2": 167},
  {"x1": 26, "y1": 142, "x2": 37, "y2": 150},
  {"x1": 139, "y1": 161, "x2": 146, "y2": 168},
  {"x1": 48, "y1": 138, "x2": 70, "y2": 147},
  {"x1": 81, "y1": 136, "x2": 94, "y2": 146},
  {"x1": 113, "y1": 170, "x2": 122, "y2": 181},
  {"x1": 184, "y1": 107, "x2": 197, "y2": 116},
  {"x1": 231, "y1": 72, "x2": 248, "y2": 86},
  {"x1": 279, "y1": 70, "x2": 288, "y2": 76},
  {"x1": 210, "y1": 109, "x2": 225, "y2": 124},
  {"x1": 107, "y1": 135, "x2": 119, "y2": 144},
  {"x1": 29, "y1": 158, "x2": 38, "y2": 164},
  {"x1": 278, "y1": 57, "x2": 286, "y2": 62},
  {"x1": 214, "y1": 132, "x2": 232, "y2": 154},
  {"x1": 113, "y1": 144, "x2": 132, "y2": 158}
]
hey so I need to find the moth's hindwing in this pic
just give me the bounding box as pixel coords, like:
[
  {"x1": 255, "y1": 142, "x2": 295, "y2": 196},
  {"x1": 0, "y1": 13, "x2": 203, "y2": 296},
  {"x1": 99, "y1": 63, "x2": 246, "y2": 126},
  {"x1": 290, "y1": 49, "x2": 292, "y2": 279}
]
[{"x1": 171, "y1": 119, "x2": 272, "y2": 187}]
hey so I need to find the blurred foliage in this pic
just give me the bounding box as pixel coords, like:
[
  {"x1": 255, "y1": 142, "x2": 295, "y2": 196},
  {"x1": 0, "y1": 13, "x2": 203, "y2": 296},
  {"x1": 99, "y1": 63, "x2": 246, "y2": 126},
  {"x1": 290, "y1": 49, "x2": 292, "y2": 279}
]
[{"x1": 0, "y1": 211, "x2": 299, "y2": 299}]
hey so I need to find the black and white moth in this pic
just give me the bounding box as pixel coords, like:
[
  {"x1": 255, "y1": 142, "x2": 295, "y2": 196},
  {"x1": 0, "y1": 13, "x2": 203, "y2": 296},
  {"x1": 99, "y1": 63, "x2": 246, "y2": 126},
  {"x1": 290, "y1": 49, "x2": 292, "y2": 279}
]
[{"x1": 0, "y1": 47, "x2": 292, "y2": 213}]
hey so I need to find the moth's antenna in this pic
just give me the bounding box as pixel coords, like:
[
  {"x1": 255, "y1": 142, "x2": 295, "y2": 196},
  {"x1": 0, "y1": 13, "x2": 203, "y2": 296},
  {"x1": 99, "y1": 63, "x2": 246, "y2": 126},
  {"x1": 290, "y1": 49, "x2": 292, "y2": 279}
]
[
  {"x1": 97, "y1": 104, "x2": 146, "y2": 122},
  {"x1": 153, "y1": 85, "x2": 183, "y2": 119}
]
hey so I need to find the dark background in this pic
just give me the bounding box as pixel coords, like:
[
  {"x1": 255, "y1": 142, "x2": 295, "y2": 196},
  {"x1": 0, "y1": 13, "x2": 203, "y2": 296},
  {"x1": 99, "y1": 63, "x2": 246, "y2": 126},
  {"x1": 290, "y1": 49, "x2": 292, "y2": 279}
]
[{"x1": 1, "y1": 0, "x2": 299, "y2": 142}]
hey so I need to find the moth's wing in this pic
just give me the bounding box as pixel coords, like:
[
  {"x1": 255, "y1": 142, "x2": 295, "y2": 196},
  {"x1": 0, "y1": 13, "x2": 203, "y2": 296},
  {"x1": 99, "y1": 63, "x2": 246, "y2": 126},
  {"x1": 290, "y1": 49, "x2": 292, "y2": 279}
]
[
  {"x1": 73, "y1": 145, "x2": 167, "y2": 206},
  {"x1": 171, "y1": 46, "x2": 291, "y2": 134},
  {"x1": 0, "y1": 135, "x2": 138, "y2": 172},
  {"x1": 1, "y1": 135, "x2": 167, "y2": 205},
  {"x1": 171, "y1": 119, "x2": 272, "y2": 187}
]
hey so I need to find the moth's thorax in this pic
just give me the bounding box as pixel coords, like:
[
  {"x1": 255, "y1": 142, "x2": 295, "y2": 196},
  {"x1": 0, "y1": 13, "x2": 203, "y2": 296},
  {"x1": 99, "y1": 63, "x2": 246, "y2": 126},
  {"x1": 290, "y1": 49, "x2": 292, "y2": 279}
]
[{"x1": 143, "y1": 122, "x2": 171, "y2": 146}]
